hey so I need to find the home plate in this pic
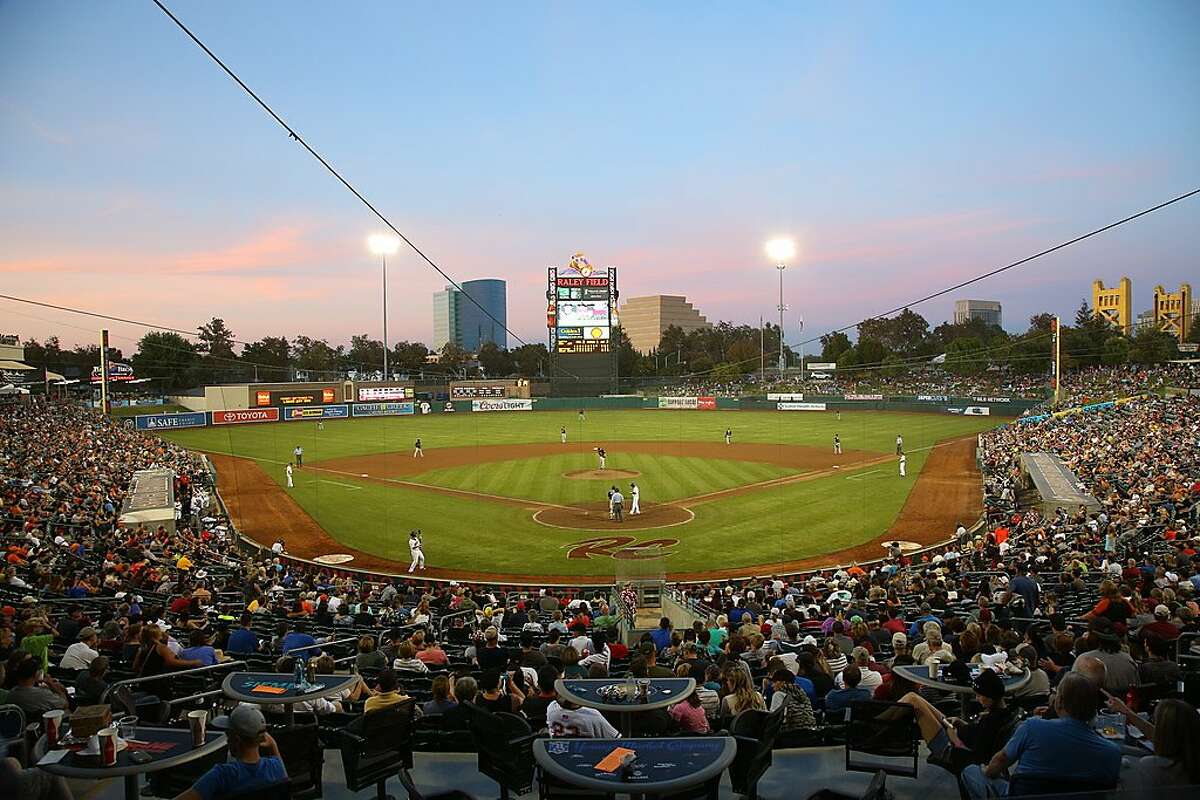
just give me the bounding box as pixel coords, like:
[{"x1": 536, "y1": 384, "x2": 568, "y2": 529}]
[{"x1": 361, "y1": 473, "x2": 368, "y2": 477}]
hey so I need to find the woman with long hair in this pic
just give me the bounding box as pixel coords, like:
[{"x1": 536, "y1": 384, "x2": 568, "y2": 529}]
[
  {"x1": 1108, "y1": 698, "x2": 1200, "y2": 790},
  {"x1": 719, "y1": 667, "x2": 765, "y2": 717}
]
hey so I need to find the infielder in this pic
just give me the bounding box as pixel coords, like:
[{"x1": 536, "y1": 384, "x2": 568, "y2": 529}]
[
  {"x1": 560, "y1": 426, "x2": 567, "y2": 444},
  {"x1": 293, "y1": 444, "x2": 303, "y2": 467},
  {"x1": 317, "y1": 420, "x2": 324, "y2": 431},
  {"x1": 413, "y1": 438, "x2": 424, "y2": 458},
  {"x1": 895, "y1": 434, "x2": 904, "y2": 455},
  {"x1": 596, "y1": 447, "x2": 606, "y2": 470},
  {"x1": 578, "y1": 409, "x2": 585, "y2": 421},
  {"x1": 724, "y1": 428, "x2": 732, "y2": 445},
  {"x1": 899, "y1": 453, "x2": 907, "y2": 477},
  {"x1": 408, "y1": 529, "x2": 425, "y2": 572},
  {"x1": 836, "y1": 409, "x2": 842, "y2": 421},
  {"x1": 629, "y1": 482, "x2": 641, "y2": 515},
  {"x1": 286, "y1": 462, "x2": 294, "y2": 488},
  {"x1": 833, "y1": 434, "x2": 842, "y2": 455}
]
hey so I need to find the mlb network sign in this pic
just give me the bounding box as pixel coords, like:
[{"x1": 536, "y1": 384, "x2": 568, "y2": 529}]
[
  {"x1": 472, "y1": 399, "x2": 533, "y2": 412},
  {"x1": 134, "y1": 411, "x2": 207, "y2": 431},
  {"x1": 282, "y1": 404, "x2": 349, "y2": 421},
  {"x1": 352, "y1": 402, "x2": 415, "y2": 417}
]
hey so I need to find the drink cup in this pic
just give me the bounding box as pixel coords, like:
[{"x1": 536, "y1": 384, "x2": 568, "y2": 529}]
[
  {"x1": 928, "y1": 661, "x2": 939, "y2": 678},
  {"x1": 98, "y1": 727, "x2": 118, "y2": 766},
  {"x1": 43, "y1": 710, "x2": 64, "y2": 748},
  {"x1": 187, "y1": 710, "x2": 207, "y2": 747},
  {"x1": 117, "y1": 715, "x2": 137, "y2": 740}
]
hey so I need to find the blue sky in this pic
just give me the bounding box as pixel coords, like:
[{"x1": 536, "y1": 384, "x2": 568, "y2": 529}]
[{"x1": 1, "y1": 1, "x2": 1197, "y2": 352}]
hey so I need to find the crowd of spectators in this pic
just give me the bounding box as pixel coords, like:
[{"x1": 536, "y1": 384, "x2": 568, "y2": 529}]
[{"x1": 2, "y1": 384, "x2": 1200, "y2": 797}]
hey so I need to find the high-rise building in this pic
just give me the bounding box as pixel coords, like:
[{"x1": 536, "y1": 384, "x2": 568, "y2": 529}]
[
  {"x1": 432, "y1": 279, "x2": 507, "y2": 352},
  {"x1": 953, "y1": 299, "x2": 1003, "y2": 328},
  {"x1": 1153, "y1": 283, "x2": 1192, "y2": 341},
  {"x1": 1092, "y1": 277, "x2": 1133, "y2": 335},
  {"x1": 618, "y1": 295, "x2": 712, "y2": 354}
]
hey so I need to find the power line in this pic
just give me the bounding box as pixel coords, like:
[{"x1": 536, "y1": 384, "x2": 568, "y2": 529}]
[
  {"x1": 797, "y1": 187, "x2": 1200, "y2": 348},
  {"x1": 149, "y1": 0, "x2": 529, "y2": 349}
]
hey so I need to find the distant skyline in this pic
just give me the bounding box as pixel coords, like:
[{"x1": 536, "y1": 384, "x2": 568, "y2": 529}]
[{"x1": 2, "y1": 2, "x2": 1197, "y2": 353}]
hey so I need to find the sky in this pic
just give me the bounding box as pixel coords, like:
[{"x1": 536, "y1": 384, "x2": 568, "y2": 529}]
[{"x1": 1, "y1": 1, "x2": 1198, "y2": 355}]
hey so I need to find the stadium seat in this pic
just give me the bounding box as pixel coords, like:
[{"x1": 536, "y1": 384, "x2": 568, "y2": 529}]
[
  {"x1": 843, "y1": 701, "x2": 919, "y2": 779},
  {"x1": 463, "y1": 704, "x2": 537, "y2": 800},
  {"x1": 336, "y1": 700, "x2": 419, "y2": 800},
  {"x1": 727, "y1": 704, "x2": 785, "y2": 800}
]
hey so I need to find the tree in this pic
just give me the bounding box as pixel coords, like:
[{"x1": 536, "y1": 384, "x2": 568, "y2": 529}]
[
  {"x1": 347, "y1": 334, "x2": 385, "y2": 373},
  {"x1": 438, "y1": 342, "x2": 469, "y2": 374},
  {"x1": 196, "y1": 317, "x2": 237, "y2": 361},
  {"x1": 291, "y1": 336, "x2": 342, "y2": 376},
  {"x1": 819, "y1": 331, "x2": 852, "y2": 363},
  {"x1": 240, "y1": 336, "x2": 291, "y2": 381},
  {"x1": 611, "y1": 327, "x2": 640, "y2": 380},
  {"x1": 944, "y1": 337, "x2": 986, "y2": 376},
  {"x1": 391, "y1": 341, "x2": 431, "y2": 374},
  {"x1": 1129, "y1": 328, "x2": 1177, "y2": 365},
  {"x1": 132, "y1": 331, "x2": 199, "y2": 389},
  {"x1": 477, "y1": 342, "x2": 514, "y2": 377},
  {"x1": 511, "y1": 343, "x2": 548, "y2": 377},
  {"x1": 1101, "y1": 336, "x2": 1131, "y2": 365}
]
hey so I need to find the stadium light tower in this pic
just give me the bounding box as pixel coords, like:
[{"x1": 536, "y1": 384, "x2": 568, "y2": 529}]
[
  {"x1": 368, "y1": 234, "x2": 401, "y2": 379},
  {"x1": 765, "y1": 238, "x2": 796, "y2": 374}
]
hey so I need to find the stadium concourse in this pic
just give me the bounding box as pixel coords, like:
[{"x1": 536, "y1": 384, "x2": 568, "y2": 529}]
[{"x1": 1, "y1": 371, "x2": 1199, "y2": 800}]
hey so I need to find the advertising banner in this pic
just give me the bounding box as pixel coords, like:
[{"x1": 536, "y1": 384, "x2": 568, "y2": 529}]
[
  {"x1": 255, "y1": 387, "x2": 338, "y2": 407},
  {"x1": 917, "y1": 394, "x2": 950, "y2": 402},
  {"x1": 658, "y1": 396, "x2": 699, "y2": 410},
  {"x1": 697, "y1": 396, "x2": 717, "y2": 410},
  {"x1": 357, "y1": 386, "x2": 412, "y2": 401},
  {"x1": 806, "y1": 362, "x2": 838, "y2": 371},
  {"x1": 352, "y1": 402, "x2": 415, "y2": 417},
  {"x1": 451, "y1": 385, "x2": 507, "y2": 399},
  {"x1": 972, "y1": 396, "x2": 1011, "y2": 404},
  {"x1": 134, "y1": 411, "x2": 207, "y2": 431},
  {"x1": 282, "y1": 404, "x2": 349, "y2": 421},
  {"x1": 212, "y1": 408, "x2": 280, "y2": 425},
  {"x1": 777, "y1": 402, "x2": 827, "y2": 411},
  {"x1": 844, "y1": 394, "x2": 884, "y2": 401},
  {"x1": 949, "y1": 406, "x2": 991, "y2": 416},
  {"x1": 90, "y1": 362, "x2": 135, "y2": 383},
  {"x1": 767, "y1": 393, "x2": 804, "y2": 401},
  {"x1": 472, "y1": 398, "x2": 533, "y2": 412}
]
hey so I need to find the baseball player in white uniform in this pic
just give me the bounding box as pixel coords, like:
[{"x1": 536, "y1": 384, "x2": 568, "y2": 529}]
[
  {"x1": 629, "y1": 482, "x2": 641, "y2": 515},
  {"x1": 408, "y1": 530, "x2": 425, "y2": 572},
  {"x1": 899, "y1": 453, "x2": 907, "y2": 477},
  {"x1": 286, "y1": 463, "x2": 294, "y2": 488},
  {"x1": 596, "y1": 447, "x2": 606, "y2": 470}
]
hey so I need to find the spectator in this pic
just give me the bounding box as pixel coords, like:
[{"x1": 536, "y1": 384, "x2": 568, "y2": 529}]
[
  {"x1": 824, "y1": 665, "x2": 871, "y2": 715},
  {"x1": 58, "y1": 627, "x2": 99, "y2": 670},
  {"x1": 476, "y1": 669, "x2": 523, "y2": 714},
  {"x1": 225, "y1": 614, "x2": 259, "y2": 655},
  {"x1": 520, "y1": 666, "x2": 561, "y2": 727},
  {"x1": 546, "y1": 693, "x2": 619, "y2": 738},
  {"x1": 74, "y1": 655, "x2": 110, "y2": 706},
  {"x1": 720, "y1": 668, "x2": 765, "y2": 717},
  {"x1": 475, "y1": 627, "x2": 508, "y2": 670},
  {"x1": 8, "y1": 655, "x2": 68, "y2": 718},
  {"x1": 1076, "y1": 618, "x2": 1138, "y2": 695},
  {"x1": 364, "y1": 670, "x2": 411, "y2": 714},
  {"x1": 422, "y1": 675, "x2": 458, "y2": 717},
  {"x1": 650, "y1": 617, "x2": 673, "y2": 652},
  {"x1": 912, "y1": 622, "x2": 955, "y2": 665},
  {"x1": 181, "y1": 629, "x2": 222, "y2": 667},
  {"x1": 670, "y1": 685, "x2": 711, "y2": 734},
  {"x1": 900, "y1": 668, "x2": 1016, "y2": 771},
  {"x1": 392, "y1": 642, "x2": 429, "y2": 673},
  {"x1": 174, "y1": 705, "x2": 286, "y2": 800},
  {"x1": 962, "y1": 673, "x2": 1120, "y2": 798},
  {"x1": 1107, "y1": 698, "x2": 1200, "y2": 791},
  {"x1": 767, "y1": 668, "x2": 817, "y2": 736},
  {"x1": 355, "y1": 635, "x2": 387, "y2": 671}
]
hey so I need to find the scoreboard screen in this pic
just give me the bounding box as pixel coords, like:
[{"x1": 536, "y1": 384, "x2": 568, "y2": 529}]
[{"x1": 547, "y1": 256, "x2": 615, "y2": 354}]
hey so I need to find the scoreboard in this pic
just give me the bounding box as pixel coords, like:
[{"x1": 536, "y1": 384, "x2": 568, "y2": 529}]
[{"x1": 547, "y1": 254, "x2": 617, "y2": 354}]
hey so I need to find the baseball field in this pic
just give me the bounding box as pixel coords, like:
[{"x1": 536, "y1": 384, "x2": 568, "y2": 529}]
[{"x1": 159, "y1": 409, "x2": 1002, "y2": 582}]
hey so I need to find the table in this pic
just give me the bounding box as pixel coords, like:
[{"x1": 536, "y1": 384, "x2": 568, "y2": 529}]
[
  {"x1": 892, "y1": 664, "x2": 1031, "y2": 715},
  {"x1": 534, "y1": 736, "x2": 736, "y2": 797},
  {"x1": 555, "y1": 678, "x2": 695, "y2": 736},
  {"x1": 35, "y1": 726, "x2": 226, "y2": 800},
  {"x1": 222, "y1": 671, "x2": 359, "y2": 725}
]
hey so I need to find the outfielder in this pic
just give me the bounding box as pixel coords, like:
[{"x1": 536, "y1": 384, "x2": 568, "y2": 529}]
[
  {"x1": 413, "y1": 438, "x2": 424, "y2": 458},
  {"x1": 560, "y1": 426, "x2": 567, "y2": 444},
  {"x1": 899, "y1": 453, "x2": 907, "y2": 477},
  {"x1": 724, "y1": 428, "x2": 732, "y2": 445},
  {"x1": 317, "y1": 420, "x2": 324, "y2": 431},
  {"x1": 834, "y1": 434, "x2": 842, "y2": 455},
  {"x1": 408, "y1": 529, "x2": 425, "y2": 572},
  {"x1": 286, "y1": 462, "x2": 294, "y2": 488},
  {"x1": 629, "y1": 482, "x2": 640, "y2": 515}
]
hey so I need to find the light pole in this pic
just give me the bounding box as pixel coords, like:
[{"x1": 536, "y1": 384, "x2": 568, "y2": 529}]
[
  {"x1": 765, "y1": 238, "x2": 796, "y2": 376},
  {"x1": 367, "y1": 234, "x2": 401, "y2": 379}
]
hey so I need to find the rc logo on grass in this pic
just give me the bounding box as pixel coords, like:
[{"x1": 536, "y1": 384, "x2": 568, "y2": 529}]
[{"x1": 563, "y1": 536, "x2": 680, "y2": 560}]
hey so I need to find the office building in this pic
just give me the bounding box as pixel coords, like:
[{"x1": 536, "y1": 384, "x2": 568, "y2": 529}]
[
  {"x1": 618, "y1": 295, "x2": 712, "y2": 354},
  {"x1": 1093, "y1": 277, "x2": 1133, "y2": 335},
  {"x1": 953, "y1": 299, "x2": 1003, "y2": 328},
  {"x1": 432, "y1": 279, "x2": 507, "y2": 352},
  {"x1": 1153, "y1": 283, "x2": 1192, "y2": 341}
]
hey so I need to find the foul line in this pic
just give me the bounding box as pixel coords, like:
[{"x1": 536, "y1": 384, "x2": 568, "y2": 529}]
[{"x1": 318, "y1": 479, "x2": 363, "y2": 491}]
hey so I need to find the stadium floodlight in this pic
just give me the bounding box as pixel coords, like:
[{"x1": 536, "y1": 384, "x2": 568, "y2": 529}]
[
  {"x1": 367, "y1": 234, "x2": 401, "y2": 379},
  {"x1": 765, "y1": 237, "x2": 796, "y2": 264},
  {"x1": 765, "y1": 238, "x2": 796, "y2": 374}
]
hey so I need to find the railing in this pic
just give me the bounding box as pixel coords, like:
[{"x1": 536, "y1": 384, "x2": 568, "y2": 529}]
[
  {"x1": 436, "y1": 609, "x2": 476, "y2": 634},
  {"x1": 284, "y1": 636, "x2": 360, "y2": 657},
  {"x1": 100, "y1": 660, "x2": 247, "y2": 704}
]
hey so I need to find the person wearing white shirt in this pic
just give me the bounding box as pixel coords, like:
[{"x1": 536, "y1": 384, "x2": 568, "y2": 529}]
[
  {"x1": 546, "y1": 699, "x2": 619, "y2": 738},
  {"x1": 59, "y1": 629, "x2": 100, "y2": 670}
]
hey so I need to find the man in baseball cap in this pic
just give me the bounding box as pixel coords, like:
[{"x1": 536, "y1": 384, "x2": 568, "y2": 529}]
[
  {"x1": 177, "y1": 705, "x2": 286, "y2": 800},
  {"x1": 1138, "y1": 604, "x2": 1181, "y2": 643}
]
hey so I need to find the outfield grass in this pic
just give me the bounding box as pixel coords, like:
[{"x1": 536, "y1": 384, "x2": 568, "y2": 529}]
[{"x1": 161, "y1": 409, "x2": 1000, "y2": 576}]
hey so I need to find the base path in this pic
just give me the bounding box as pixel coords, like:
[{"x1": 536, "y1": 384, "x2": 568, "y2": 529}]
[{"x1": 207, "y1": 436, "x2": 981, "y2": 583}]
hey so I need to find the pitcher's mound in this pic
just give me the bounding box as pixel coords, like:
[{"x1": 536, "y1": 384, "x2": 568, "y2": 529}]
[
  {"x1": 534, "y1": 502, "x2": 693, "y2": 531},
  {"x1": 563, "y1": 468, "x2": 641, "y2": 480}
]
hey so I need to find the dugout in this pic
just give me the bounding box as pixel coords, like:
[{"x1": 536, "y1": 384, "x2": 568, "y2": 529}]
[{"x1": 119, "y1": 468, "x2": 176, "y2": 535}]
